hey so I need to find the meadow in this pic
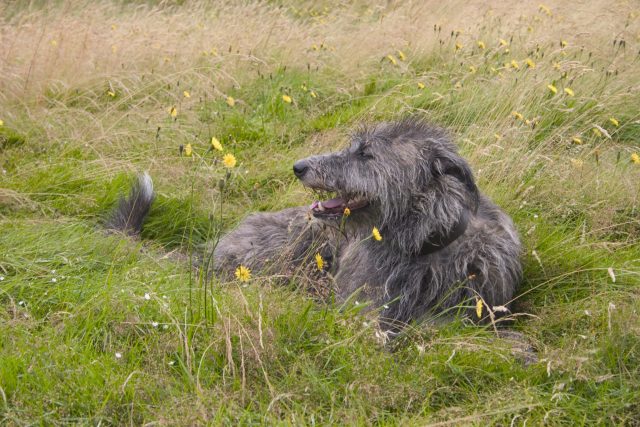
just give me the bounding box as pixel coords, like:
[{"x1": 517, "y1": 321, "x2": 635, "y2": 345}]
[{"x1": 1, "y1": 0, "x2": 640, "y2": 424}]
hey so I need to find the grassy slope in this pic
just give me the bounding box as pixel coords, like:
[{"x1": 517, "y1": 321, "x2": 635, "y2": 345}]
[{"x1": 1, "y1": 0, "x2": 640, "y2": 425}]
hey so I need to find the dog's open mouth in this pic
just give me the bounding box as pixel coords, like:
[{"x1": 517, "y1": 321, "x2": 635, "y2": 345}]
[{"x1": 310, "y1": 195, "x2": 368, "y2": 218}]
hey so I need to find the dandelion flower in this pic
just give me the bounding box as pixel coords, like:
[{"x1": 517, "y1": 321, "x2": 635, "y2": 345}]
[
  {"x1": 454, "y1": 82, "x2": 462, "y2": 89},
  {"x1": 0, "y1": 119, "x2": 3, "y2": 127},
  {"x1": 592, "y1": 127, "x2": 602, "y2": 137},
  {"x1": 564, "y1": 87, "x2": 574, "y2": 96},
  {"x1": 183, "y1": 90, "x2": 190, "y2": 98},
  {"x1": 572, "y1": 136, "x2": 583, "y2": 144},
  {"x1": 510, "y1": 60, "x2": 519, "y2": 69},
  {"x1": 372, "y1": 227, "x2": 382, "y2": 241},
  {"x1": 609, "y1": 117, "x2": 619, "y2": 127},
  {"x1": 184, "y1": 144, "x2": 192, "y2": 156},
  {"x1": 631, "y1": 153, "x2": 640, "y2": 164},
  {"x1": 494, "y1": 133, "x2": 502, "y2": 140},
  {"x1": 511, "y1": 111, "x2": 524, "y2": 121},
  {"x1": 499, "y1": 38, "x2": 509, "y2": 47},
  {"x1": 417, "y1": 82, "x2": 425, "y2": 89},
  {"x1": 211, "y1": 137, "x2": 223, "y2": 151},
  {"x1": 386, "y1": 54, "x2": 397, "y2": 65},
  {"x1": 111, "y1": 24, "x2": 117, "y2": 30},
  {"x1": 282, "y1": 94, "x2": 292, "y2": 103},
  {"x1": 547, "y1": 84, "x2": 558, "y2": 94},
  {"x1": 223, "y1": 153, "x2": 237, "y2": 168},
  {"x1": 397, "y1": 50, "x2": 406, "y2": 61},
  {"x1": 310, "y1": 91, "x2": 317, "y2": 98},
  {"x1": 226, "y1": 96, "x2": 235, "y2": 107},
  {"x1": 525, "y1": 58, "x2": 536, "y2": 68},
  {"x1": 455, "y1": 42, "x2": 463, "y2": 51},
  {"x1": 570, "y1": 158, "x2": 583, "y2": 168},
  {"x1": 315, "y1": 253, "x2": 324, "y2": 271},
  {"x1": 476, "y1": 298, "x2": 483, "y2": 318},
  {"x1": 169, "y1": 106, "x2": 178, "y2": 118},
  {"x1": 107, "y1": 91, "x2": 116, "y2": 97},
  {"x1": 560, "y1": 40, "x2": 567, "y2": 48},
  {"x1": 553, "y1": 62, "x2": 561, "y2": 70},
  {"x1": 301, "y1": 84, "x2": 308, "y2": 91},
  {"x1": 469, "y1": 65, "x2": 477, "y2": 73},
  {"x1": 343, "y1": 207, "x2": 351, "y2": 217},
  {"x1": 51, "y1": 40, "x2": 58, "y2": 47},
  {"x1": 477, "y1": 40, "x2": 486, "y2": 49},
  {"x1": 235, "y1": 265, "x2": 251, "y2": 282}
]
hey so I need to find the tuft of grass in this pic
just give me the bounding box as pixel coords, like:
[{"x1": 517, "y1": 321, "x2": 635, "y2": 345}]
[{"x1": 1, "y1": 0, "x2": 640, "y2": 424}]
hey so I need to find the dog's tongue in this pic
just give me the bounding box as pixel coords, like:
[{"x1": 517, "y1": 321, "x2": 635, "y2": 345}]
[{"x1": 322, "y1": 197, "x2": 345, "y2": 209}]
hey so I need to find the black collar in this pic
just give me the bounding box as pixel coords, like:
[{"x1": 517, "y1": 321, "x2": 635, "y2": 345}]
[{"x1": 419, "y1": 210, "x2": 470, "y2": 256}]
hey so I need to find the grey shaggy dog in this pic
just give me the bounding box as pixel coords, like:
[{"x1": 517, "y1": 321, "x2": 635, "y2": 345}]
[{"x1": 109, "y1": 119, "x2": 522, "y2": 330}]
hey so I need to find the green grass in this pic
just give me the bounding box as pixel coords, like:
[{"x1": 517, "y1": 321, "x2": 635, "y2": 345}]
[{"x1": 1, "y1": 0, "x2": 640, "y2": 425}]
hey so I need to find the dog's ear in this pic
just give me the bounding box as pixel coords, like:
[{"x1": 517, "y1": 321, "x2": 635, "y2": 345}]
[{"x1": 432, "y1": 155, "x2": 479, "y2": 211}]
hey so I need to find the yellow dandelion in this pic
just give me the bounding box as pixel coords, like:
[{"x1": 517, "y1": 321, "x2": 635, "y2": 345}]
[
  {"x1": 592, "y1": 127, "x2": 602, "y2": 137},
  {"x1": 511, "y1": 111, "x2": 524, "y2": 121},
  {"x1": 560, "y1": 40, "x2": 567, "y2": 48},
  {"x1": 509, "y1": 60, "x2": 519, "y2": 69},
  {"x1": 631, "y1": 153, "x2": 640, "y2": 164},
  {"x1": 311, "y1": 44, "x2": 319, "y2": 51},
  {"x1": 469, "y1": 65, "x2": 477, "y2": 73},
  {"x1": 386, "y1": 54, "x2": 397, "y2": 65},
  {"x1": 301, "y1": 84, "x2": 308, "y2": 92},
  {"x1": 315, "y1": 253, "x2": 324, "y2": 271},
  {"x1": 235, "y1": 265, "x2": 251, "y2": 282},
  {"x1": 609, "y1": 117, "x2": 619, "y2": 127},
  {"x1": 494, "y1": 133, "x2": 502, "y2": 140},
  {"x1": 525, "y1": 58, "x2": 536, "y2": 68},
  {"x1": 282, "y1": 94, "x2": 292, "y2": 103},
  {"x1": 226, "y1": 96, "x2": 235, "y2": 107},
  {"x1": 51, "y1": 40, "x2": 58, "y2": 47},
  {"x1": 184, "y1": 143, "x2": 192, "y2": 156},
  {"x1": 169, "y1": 106, "x2": 178, "y2": 118},
  {"x1": 111, "y1": 24, "x2": 117, "y2": 30},
  {"x1": 107, "y1": 91, "x2": 116, "y2": 97},
  {"x1": 477, "y1": 40, "x2": 486, "y2": 49},
  {"x1": 183, "y1": 90, "x2": 190, "y2": 98},
  {"x1": 372, "y1": 227, "x2": 382, "y2": 241},
  {"x1": 0, "y1": 119, "x2": 3, "y2": 127},
  {"x1": 553, "y1": 62, "x2": 561, "y2": 70},
  {"x1": 564, "y1": 87, "x2": 574, "y2": 96},
  {"x1": 570, "y1": 158, "x2": 583, "y2": 168},
  {"x1": 223, "y1": 153, "x2": 237, "y2": 168},
  {"x1": 211, "y1": 137, "x2": 223, "y2": 151},
  {"x1": 499, "y1": 38, "x2": 509, "y2": 47},
  {"x1": 417, "y1": 82, "x2": 425, "y2": 89},
  {"x1": 310, "y1": 91, "x2": 317, "y2": 98},
  {"x1": 476, "y1": 298, "x2": 483, "y2": 318},
  {"x1": 572, "y1": 136, "x2": 583, "y2": 144},
  {"x1": 343, "y1": 207, "x2": 351, "y2": 217},
  {"x1": 397, "y1": 50, "x2": 406, "y2": 61},
  {"x1": 547, "y1": 84, "x2": 558, "y2": 94},
  {"x1": 454, "y1": 82, "x2": 462, "y2": 89},
  {"x1": 210, "y1": 48, "x2": 218, "y2": 56},
  {"x1": 455, "y1": 42, "x2": 463, "y2": 51}
]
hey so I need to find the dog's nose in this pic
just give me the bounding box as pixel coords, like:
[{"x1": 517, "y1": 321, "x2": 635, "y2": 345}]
[{"x1": 293, "y1": 160, "x2": 309, "y2": 178}]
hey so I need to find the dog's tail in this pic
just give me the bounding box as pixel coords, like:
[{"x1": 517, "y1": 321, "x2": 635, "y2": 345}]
[{"x1": 106, "y1": 172, "x2": 155, "y2": 236}]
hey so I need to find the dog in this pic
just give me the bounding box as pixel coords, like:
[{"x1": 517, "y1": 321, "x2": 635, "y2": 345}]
[{"x1": 109, "y1": 119, "x2": 522, "y2": 330}]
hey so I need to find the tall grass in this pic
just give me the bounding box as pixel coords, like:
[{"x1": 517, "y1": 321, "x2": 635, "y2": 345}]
[{"x1": 1, "y1": 0, "x2": 640, "y2": 424}]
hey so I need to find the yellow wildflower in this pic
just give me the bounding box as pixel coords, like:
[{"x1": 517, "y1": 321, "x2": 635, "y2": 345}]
[
  {"x1": 282, "y1": 94, "x2": 292, "y2": 103},
  {"x1": 301, "y1": 84, "x2": 308, "y2": 92},
  {"x1": 592, "y1": 127, "x2": 602, "y2": 137},
  {"x1": 547, "y1": 84, "x2": 558, "y2": 94},
  {"x1": 107, "y1": 91, "x2": 116, "y2": 97},
  {"x1": 564, "y1": 87, "x2": 574, "y2": 96},
  {"x1": 397, "y1": 50, "x2": 406, "y2": 61},
  {"x1": 183, "y1": 90, "x2": 190, "y2": 98},
  {"x1": 631, "y1": 153, "x2": 640, "y2": 164},
  {"x1": 315, "y1": 253, "x2": 324, "y2": 271},
  {"x1": 477, "y1": 40, "x2": 486, "y2": 49},
  {"x1": 455, "y1": 42, "x2": 463, "y2": 51},
  {"x1": 51, "y1": 40, "x2": 58, "y2": 47},
  {"x1": 311, "y1": 44, "x2": 319, "y2": 51},
  {"x1": 494, "y1": 133, "x2": 502, "y2": 140},
  {"x1": 499, "y1": 38, "x2": 509, "y2": 47},
  {"x1": 572, "y1": 136, "x2": 583, "y2": 145},
  {"x1": 223, "y1": 153, "x2": 237, "y2": 168},
  {"x1": 454, "y1": 82, "x2": 462, "y2": 89},
  {"x1": 386, "y1": 54, "x2": 397, "y2": 65},
  {"x1": 111, "y1": 24, "x2": 117, "y2": 30},
  {"x1": 310, "y1": 91, "x2": 317, "y2": 98},
  {"x1": 372, "y1": 227, "x2": 382, "y2": 241},
  {"x1": 476, "y1": 298, "x2": 483, "y2": 318},
  {"x1": 211, "y1": 137, "x2": 223, "y2": 151},
  {"x1": 570, "y1": 158, "x2": 583, "y2": 168},
  {"x1": 417, "y1": 82, "x2": 425, "y2": 89},
  {"x1": 609, "y1": 117, "x2": 619, "y2": 127},
  {"x1": 539, "y1": 4, "x2": 551, "y2": 16},
  {"x1": 469, "y1": 65, "x2": 477, "y2": 73},
  {"x1": 510, "y1": 60, "x2": 519, "y2": 69},
  {"x1": 343, "y1": 207, "x2": 351, "y2": 217},
  {"x1": 0, "y1": 119, "x2": 3, "y2": 126},
  {"x1": 169, "y1": 106, "x2": 178, "y2": 118},
  {"x1": 553, "y1": 62, "x2": 561, "y2": 70},
  {"x1": 560, "y1": 40, "x2": 567, "y2": 48},
  {"x1": 184, "y1": 143, "x2": 192, "y2": 156},
  {"x1": 226, "y1": 96, "x2": 235, "y2": 107},
  {"x1": 525, "y1": 58, "x2": 536, "y2": 68},
  {"x1": 512, "y1": 111, "x2": 524, "y2": 121},
  {"x1": 235, "y1": 265, "x2": 251, "y2": 282}
]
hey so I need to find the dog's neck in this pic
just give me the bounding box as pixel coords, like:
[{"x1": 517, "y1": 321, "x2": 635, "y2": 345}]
[{"x1": 419, "y1": 209, "x2": 470, "y2": 256}]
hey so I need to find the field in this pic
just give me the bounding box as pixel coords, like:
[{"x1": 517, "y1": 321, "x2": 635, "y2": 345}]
[{"x1": 1, "y1": 0, "x2": 640, "y2": 424}]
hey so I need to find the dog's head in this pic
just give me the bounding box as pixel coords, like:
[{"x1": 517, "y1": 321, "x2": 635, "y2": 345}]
[{"x1": 294, "y1": 119, "x2": 479, "y2": 254}]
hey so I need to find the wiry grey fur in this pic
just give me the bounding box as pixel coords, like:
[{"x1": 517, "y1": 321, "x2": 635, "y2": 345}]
[
  {"x1": 214, "y1": 119, "x2": 522, "y2": 329},
  {"x1": 106, "y1": 172, "x2": 154, "y2": 236}
]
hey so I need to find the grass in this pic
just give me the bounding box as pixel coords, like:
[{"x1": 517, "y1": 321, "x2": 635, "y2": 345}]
[{"x1": 1, "y1": 0, "x2": 640, "y2": 424}]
